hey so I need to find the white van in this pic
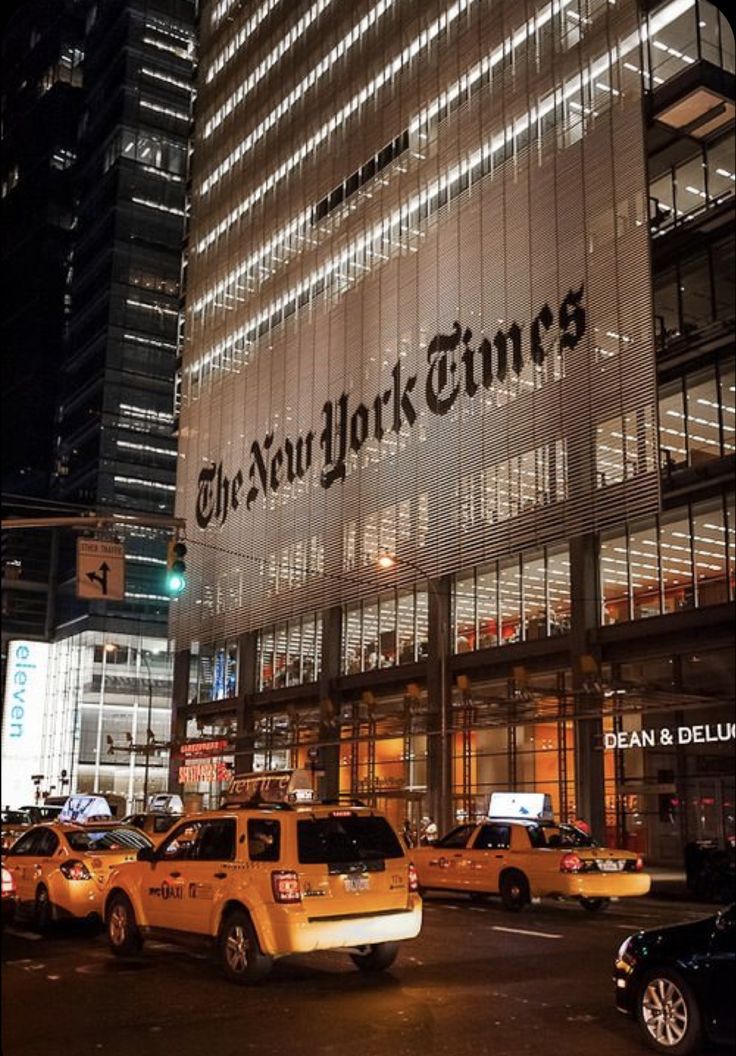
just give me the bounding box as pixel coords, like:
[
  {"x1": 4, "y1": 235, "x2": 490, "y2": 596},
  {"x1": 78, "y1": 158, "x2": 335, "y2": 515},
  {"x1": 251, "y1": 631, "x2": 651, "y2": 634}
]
[{"x1": 146, "y1": 793, "x2": 184, "y2": 814}]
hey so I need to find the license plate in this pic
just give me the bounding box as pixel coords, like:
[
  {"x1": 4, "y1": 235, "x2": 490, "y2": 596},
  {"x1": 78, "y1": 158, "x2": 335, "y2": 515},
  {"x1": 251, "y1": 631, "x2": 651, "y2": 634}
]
[
  {"x1": 598, "y1": 859, "x2": 623, "y2": 872},
  {"x1": 344, "y1": 875, "x2": 369, "y2": 892}
]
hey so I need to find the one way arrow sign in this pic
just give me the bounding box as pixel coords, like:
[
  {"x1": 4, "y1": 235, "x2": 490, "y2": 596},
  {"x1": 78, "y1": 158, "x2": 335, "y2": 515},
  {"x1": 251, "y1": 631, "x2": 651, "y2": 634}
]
[{"x1": 77, "y1": 540, "x2": 125, "y2": 600}]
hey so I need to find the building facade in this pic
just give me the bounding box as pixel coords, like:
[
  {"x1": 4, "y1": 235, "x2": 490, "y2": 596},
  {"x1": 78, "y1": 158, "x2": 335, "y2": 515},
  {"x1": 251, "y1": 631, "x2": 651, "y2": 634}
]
[
  {"x1": 171, "y1": 0, "x2": 734, "y2": 865},
  {"x1": 1, "y1": 0, "x2": 196, "y2": 810}
]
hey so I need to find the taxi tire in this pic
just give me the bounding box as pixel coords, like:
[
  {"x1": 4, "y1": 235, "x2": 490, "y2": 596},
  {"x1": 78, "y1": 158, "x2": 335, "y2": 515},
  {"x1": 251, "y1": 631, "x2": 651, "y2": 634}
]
[
  {"x1": 218, "y1": 910, "x2": 273, "y2": 985},
  {"x1": 33, "y1": 885, "x2": 51, "y2": 932},
  {"x1": 499, "y1": 870, "x2": 530, "y2": 912},
  {"x1": 349, "y1": 941, "x2": 399, "y2": 972},
  {"x1": 106, "y1": 893, "x2": 143, "y2": 956},
  {"x1": 580, "y1": 897, "x2": 610, "y2": 912},
  {"x1": 636, "y1": 967, "x2": 703, "y2": 1055}
]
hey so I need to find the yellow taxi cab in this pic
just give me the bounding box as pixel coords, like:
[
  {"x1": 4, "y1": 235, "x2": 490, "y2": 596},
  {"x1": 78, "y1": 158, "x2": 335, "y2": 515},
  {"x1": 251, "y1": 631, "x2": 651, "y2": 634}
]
[
  {"x1": 121, "y1": 812, "x2": 183, "y2": 844},
  {"x1": 4, "y1": 822, "x2": 153, "y2": 929},
  {"x1": 103, "y1": 770, "x2": 422, "y2": 983},
  {"x1": 413, "y1": 793, "x2": 650, "y2": 912},
  {"x1": 1, "y1": 809, "x2": 32, "y2": 851}
]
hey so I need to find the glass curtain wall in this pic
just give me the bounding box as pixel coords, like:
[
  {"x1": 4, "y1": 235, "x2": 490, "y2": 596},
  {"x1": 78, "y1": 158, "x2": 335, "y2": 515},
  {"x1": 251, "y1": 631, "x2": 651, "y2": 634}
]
[{"x1": 600, "y1": 496, "x2": 735, "y2": 623}]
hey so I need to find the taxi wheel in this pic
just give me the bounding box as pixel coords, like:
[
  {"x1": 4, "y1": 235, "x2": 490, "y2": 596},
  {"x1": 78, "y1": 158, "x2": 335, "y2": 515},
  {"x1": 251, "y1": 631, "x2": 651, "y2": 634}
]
[
  {"x1": 33, "y1": 886, "x2": 51, "y2": 932},
  {"x1": 349, "y1": 941, "x2": 399, "y2": 972},
  {"x1": 218, "y1": 910, "x2": 272, "y2": 985},
  {"x1": 637, "y1": 967, "x2": 702, "y2": 1055},
  {"x1": 106, "y1": 894, "x2": 143, "y2": 956},
  {"x1": 500, "y1": 871, "x2": 530, "y2": 912},
  {"x1": 580, "y1": 897, "x2": 610, "y2": 913}
]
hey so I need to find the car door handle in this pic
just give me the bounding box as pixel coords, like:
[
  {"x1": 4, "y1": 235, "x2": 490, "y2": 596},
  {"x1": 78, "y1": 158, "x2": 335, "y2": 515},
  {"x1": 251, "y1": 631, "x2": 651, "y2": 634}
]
[
  {"x1": 169, "y1": 871, "x2": 182, "y2": 878},
  {"x1": 495, "y1": 854, "x2": 504, "y2": 859},
  {"x1": 453, "y1": 853, "x2": 463, "y2": 858},
  {"x1": 213, "y1": 872, "x2": 226, "y2": 879}
]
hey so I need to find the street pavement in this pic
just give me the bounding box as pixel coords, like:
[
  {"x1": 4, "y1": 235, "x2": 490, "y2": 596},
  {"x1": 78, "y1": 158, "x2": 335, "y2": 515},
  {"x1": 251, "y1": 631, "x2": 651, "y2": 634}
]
[{"x1": 1, "y1": 894, "x2": 725, "y2": 1056}]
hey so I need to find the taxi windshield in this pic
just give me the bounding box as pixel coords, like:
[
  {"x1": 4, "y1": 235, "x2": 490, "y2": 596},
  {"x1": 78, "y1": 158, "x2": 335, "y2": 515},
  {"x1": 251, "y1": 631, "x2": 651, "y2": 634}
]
[
  {"x1": 66, "y1": 828, "x2": 151, "y2": 853},
  {"x1": 297, "y1": 815, "x2": 404, "y2": 865},
  {"x1": 527, "y1": 823, "x2": 598, "y2": 849}
]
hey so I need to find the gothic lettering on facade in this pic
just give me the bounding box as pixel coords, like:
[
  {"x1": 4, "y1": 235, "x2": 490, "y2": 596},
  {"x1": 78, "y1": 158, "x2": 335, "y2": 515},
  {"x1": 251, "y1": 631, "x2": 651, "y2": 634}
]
[{"x1": 194, "y1": 286, "x2": 586, "y2": 529}]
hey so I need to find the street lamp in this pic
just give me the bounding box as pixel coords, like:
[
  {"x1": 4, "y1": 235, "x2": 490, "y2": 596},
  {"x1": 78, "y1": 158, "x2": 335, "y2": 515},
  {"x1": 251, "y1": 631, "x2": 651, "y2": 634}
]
[
  {"x1": 376, "y1": 549, "x2": 451, "y2": 831},
  {"x1": 104, "y1": 644, "x2": 155, "y2": 806}
]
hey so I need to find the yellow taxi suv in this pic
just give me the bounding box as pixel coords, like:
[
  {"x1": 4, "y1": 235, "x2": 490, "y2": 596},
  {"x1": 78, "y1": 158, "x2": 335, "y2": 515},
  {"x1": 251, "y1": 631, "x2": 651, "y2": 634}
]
[
  {"x1": 4, "y1": 822, "x2": 153, "y2": 929},
  {"x1": 103, "y1": 775, "x2": 422, "y2": 984},
  {"x1": 414, "y1": 817, "x2": 650, "y2": 912}
]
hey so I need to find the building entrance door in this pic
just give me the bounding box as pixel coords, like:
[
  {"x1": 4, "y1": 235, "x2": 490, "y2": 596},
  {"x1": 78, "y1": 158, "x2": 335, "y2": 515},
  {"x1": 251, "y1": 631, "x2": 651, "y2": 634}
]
[{"x1": 687, "y1": 777, "x2": 735, "y2": 847}]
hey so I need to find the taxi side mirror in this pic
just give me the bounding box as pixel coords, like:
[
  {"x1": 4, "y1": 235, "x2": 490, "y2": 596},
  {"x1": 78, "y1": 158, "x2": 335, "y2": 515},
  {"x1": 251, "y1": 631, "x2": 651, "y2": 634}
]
[{"x1": 137, "y1": 845, "x2": 156, "y2": 862}]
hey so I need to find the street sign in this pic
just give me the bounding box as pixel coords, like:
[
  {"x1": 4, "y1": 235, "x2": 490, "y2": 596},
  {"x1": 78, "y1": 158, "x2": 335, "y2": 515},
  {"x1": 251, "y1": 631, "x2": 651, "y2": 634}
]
[{"x1": 76, "y1": 539, "x2": 125, "y2": 600}]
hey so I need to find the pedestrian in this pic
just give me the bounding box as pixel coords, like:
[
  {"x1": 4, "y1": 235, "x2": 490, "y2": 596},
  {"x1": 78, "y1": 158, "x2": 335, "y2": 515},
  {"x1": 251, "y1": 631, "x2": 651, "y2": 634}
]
[
  {"x1": 402, "y1": 819, "x2": 415, "y2": 848},
  {"x1": 420, "y1": 816, "x2": 438, "y2": 845}
]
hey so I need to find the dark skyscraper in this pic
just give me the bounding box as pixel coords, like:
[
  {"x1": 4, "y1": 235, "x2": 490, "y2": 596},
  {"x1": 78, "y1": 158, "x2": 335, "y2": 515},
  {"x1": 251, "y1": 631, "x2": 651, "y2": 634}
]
[
  {"x1": 53, "y1": 0, "x2": 195, "y2": 631},
  {"x1": 1, "y1": 0, "x2": 196, "y2": 809},
  {"x1": 1, "y1": 0, "x2": 85, "y2": 495}
]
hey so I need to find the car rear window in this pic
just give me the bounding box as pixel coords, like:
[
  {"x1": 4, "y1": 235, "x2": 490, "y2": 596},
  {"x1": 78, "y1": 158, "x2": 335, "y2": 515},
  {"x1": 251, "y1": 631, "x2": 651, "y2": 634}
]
[
  {"x1": 526, "y1": 824, "x2": 597, "y2": 849},
  {"x1": 297, "y1": 815, "x2": 404, "y2": 866},
  {"x1": 66, "y1": 828, "x2": 151, "y2": 852}
]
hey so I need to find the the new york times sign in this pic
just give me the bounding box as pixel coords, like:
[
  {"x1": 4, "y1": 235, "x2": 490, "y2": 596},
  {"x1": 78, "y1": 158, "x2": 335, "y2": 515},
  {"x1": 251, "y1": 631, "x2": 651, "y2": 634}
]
[{"x1": 195, "y1": 285, "x2": 586, "y2": 530}]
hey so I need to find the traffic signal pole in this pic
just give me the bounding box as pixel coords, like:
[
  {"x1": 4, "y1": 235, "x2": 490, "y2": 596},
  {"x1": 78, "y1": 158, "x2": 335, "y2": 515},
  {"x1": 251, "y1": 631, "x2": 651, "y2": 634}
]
[{"x1": 1, "y1": 513, "x2": 185, "y2": 531}]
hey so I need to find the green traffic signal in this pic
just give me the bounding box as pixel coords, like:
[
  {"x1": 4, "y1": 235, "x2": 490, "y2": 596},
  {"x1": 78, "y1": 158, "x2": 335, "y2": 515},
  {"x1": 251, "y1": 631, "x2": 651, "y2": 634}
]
[
  {"x1": 166, "y1": 539, "x2": 187, "y2": 596},
  {"x1": 167, "y1": 568, "x2": 187, "y2": 595}
]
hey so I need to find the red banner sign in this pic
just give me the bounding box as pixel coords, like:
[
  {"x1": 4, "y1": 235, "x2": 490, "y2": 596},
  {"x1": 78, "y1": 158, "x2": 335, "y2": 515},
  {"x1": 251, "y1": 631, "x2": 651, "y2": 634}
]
[
  {"x1": 178, "y1": 761, "x2": 230, "y2": 784},
  {"x1": 180, "y1": 739, "x2": 230, "y2": 758}
]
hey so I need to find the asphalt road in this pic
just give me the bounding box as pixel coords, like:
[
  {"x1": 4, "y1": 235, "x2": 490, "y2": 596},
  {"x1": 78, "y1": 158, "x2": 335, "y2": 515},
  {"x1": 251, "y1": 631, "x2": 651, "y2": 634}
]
[{"x1": 1, "y1": 894, "x2": 724, "y2": 1056}]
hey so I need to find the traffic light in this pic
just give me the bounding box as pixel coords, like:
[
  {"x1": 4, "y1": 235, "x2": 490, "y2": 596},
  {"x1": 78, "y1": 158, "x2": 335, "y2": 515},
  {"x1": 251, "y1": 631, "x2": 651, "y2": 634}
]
[{"x1": 166, "y1": 537, "x2": 187, "y2": 595}]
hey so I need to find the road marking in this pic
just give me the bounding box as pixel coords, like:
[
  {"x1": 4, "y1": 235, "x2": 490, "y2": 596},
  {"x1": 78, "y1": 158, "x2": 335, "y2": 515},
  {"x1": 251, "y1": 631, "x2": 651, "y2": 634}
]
[
  {"x1": 491, "y1": 926, "x2": 562, "y2": 939},
  {"x1": 4, "y1": 928, "x2": 42, "y2": 941}
]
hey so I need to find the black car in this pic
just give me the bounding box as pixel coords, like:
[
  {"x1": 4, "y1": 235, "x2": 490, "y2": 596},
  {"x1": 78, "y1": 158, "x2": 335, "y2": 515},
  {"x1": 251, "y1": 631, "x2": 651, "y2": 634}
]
[{"x1": 614, "y1": 904, "x2": 735, "y2": 1054}]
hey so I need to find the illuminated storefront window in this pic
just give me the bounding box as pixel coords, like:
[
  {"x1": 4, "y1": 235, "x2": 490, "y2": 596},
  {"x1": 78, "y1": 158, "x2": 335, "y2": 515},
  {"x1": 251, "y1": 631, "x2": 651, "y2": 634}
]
[{"x1": 603, "y1": 647, "x2": 735, "y2": 862}]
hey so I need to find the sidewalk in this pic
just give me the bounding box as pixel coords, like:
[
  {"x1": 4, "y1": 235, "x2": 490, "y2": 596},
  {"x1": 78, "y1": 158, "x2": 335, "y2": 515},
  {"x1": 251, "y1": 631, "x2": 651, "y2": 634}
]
[
  {"x1": 647, "y1": 866, "x2": 691, "y2": 901},
  {"x1": 646, "y1": 866, "x2": 731, "y2": 906}
]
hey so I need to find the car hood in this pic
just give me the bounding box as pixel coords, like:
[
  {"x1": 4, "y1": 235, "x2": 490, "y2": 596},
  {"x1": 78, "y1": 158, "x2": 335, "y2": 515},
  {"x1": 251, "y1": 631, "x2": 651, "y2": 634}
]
[{"x1": 627, "y1": 913, "x2": 719, "y2": 959}]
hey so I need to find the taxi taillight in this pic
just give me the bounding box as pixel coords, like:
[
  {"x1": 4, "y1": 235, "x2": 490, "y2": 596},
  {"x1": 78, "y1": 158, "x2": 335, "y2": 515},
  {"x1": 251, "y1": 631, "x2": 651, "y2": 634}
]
[
  {"x1": 2, "y1": 867, "x2": 15, "y2": 896},
  {"x1": 408, "y1": 862, "x2": 419, "y2": 894},
  {"x1": 635, "y1": 855, "x2": 644, "y2": 872},
  {"x1": 560, "y1": 853, "x2": 583, "y2": 873},
  {"x1": 271, "y1": 869, "x2": 302, "y2": 904},
  {"x1": 60, "y1": 860, "x2": 92, "y2": 881}
]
